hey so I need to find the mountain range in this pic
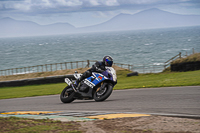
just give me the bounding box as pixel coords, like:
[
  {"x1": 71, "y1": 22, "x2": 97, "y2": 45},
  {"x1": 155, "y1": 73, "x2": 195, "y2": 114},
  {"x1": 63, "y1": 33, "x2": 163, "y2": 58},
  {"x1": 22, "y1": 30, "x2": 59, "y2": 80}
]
[{"x1": 1, "y1": 8, "x2": 200, "y2": 37}]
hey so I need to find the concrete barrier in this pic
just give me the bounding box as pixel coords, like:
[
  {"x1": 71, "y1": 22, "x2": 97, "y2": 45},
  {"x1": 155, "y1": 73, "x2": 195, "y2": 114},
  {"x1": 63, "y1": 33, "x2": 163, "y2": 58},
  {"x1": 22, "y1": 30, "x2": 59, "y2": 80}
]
[
  {"x1": 171, "y1": 61, "x2": 200, "y2": 72},
  {"x1": 0, "y1": 75, "x2": 75, "y2": 87}
]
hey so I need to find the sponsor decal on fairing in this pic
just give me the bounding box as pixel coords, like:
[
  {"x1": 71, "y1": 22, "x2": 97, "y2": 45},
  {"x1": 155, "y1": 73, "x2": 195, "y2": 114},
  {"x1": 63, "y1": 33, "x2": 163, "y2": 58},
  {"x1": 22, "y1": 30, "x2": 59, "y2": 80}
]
[{"x1": 84, "y1": 79, "x2": 95, "y2": 88}]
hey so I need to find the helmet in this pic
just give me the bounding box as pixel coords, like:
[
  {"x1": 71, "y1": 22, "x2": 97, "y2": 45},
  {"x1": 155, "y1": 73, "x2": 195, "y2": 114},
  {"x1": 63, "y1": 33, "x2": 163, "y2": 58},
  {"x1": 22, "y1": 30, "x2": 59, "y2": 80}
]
[{"x1": 103, "y1": 56, "x2": 113, "y2": 67}]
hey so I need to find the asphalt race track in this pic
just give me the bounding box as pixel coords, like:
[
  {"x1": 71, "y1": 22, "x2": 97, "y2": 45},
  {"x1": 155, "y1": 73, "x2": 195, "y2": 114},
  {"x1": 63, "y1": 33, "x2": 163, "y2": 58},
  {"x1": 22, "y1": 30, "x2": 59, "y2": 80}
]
[{"x1": 0, "y1": 86, "x2": 200, "y2": 117}]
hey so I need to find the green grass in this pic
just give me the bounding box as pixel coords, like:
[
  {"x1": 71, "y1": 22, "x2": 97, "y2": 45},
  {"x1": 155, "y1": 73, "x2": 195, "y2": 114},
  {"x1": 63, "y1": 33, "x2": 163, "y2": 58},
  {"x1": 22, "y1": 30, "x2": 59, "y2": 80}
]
[
  {"x1": 115, "y1": 70, "x2": 200, "y2": 89},
  {"x1": 0, "y1": 70, "x2": 200, "y2": 99},
  {"x1": 0, "y1": 83, "x2": 66, "y2": 99}
]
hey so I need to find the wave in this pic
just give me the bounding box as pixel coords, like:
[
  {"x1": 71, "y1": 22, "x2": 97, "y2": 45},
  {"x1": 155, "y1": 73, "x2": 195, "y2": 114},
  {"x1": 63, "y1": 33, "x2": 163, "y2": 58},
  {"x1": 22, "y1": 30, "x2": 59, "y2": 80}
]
[
  {"x1": 153, "y1": 63, "x2": 165, "y2": 65},
  {"x1": 182, "y1": 49, "x2": 190, "y2": 51},
  {"x1": 144, "y1": 43, "x2": 153, "y2": 45}
]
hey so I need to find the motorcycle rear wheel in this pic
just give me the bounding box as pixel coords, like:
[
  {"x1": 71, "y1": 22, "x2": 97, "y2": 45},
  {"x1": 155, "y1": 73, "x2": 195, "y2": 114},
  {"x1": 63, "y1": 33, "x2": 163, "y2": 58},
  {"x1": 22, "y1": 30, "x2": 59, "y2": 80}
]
[
  {"x1": 93, "y1": 83, "x2": 113, "y2": 102},
  {"x1": 60, "y1": 86, "x2": 75, "y2": 103}
]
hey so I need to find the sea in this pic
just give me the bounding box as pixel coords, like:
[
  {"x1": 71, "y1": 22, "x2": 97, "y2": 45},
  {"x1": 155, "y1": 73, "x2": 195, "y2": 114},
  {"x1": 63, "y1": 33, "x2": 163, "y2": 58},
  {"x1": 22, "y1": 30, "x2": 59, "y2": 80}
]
[{"x1": 0, "y1": 26, "x2": 200, "y2": 71}]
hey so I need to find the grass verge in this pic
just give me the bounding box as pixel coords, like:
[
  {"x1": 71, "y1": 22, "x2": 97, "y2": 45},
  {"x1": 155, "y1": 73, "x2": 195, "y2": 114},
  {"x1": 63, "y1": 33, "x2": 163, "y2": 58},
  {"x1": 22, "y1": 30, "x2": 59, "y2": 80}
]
[
  {"x1": 171, "y1": 52, "x2": 200, "y2": 64},
  {"x1": 115, "y1": 69, "x2": 200, "y2": 89},
  {"x1": 0, "y1": 70, "x2": 200, "y2": 99}
]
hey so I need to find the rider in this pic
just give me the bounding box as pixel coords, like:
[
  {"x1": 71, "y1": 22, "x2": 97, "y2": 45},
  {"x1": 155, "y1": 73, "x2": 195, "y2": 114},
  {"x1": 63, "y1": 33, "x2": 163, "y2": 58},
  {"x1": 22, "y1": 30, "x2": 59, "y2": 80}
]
[{"x1": 74, "y1": 55, "x2": 113, "y2": 89}]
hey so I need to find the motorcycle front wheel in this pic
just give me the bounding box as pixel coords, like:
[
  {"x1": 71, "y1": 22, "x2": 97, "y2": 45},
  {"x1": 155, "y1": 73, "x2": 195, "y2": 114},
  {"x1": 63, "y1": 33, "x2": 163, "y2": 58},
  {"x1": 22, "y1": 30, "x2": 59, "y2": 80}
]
[
  {"x1": 60, "y1": 86, "x2": 75, "y2": 103},
  {"x1": 93, "y1": 83, "x2": 113, "y2": 102}
]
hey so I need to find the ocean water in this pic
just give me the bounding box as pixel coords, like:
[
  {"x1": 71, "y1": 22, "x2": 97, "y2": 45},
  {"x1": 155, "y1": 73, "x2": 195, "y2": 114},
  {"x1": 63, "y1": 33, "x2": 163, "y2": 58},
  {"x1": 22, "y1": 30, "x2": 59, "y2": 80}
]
[{"x1": 0, "y1": 26, "x2": 200, "y2": 70}]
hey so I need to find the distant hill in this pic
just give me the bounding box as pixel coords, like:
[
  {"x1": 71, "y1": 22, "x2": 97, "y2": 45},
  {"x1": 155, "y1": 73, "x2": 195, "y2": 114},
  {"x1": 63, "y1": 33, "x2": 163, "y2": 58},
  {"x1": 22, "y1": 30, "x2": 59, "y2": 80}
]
[
  {"x1": 1, "y1": 8, "x2": 200, "y2": 37},
  {"x1": 81, "y1": 8, "x2": 200, "y2": 32},
  {"x1": 0, "y1": 17, "x2": 76, "y2": 37}
]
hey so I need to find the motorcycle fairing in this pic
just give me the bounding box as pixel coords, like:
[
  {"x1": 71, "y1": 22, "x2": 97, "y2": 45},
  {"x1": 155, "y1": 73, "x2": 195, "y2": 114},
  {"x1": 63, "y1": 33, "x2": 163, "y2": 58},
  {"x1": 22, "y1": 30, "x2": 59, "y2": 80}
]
[{"x1": 83, "y1": 72, "x2": 108, "y2": 88}]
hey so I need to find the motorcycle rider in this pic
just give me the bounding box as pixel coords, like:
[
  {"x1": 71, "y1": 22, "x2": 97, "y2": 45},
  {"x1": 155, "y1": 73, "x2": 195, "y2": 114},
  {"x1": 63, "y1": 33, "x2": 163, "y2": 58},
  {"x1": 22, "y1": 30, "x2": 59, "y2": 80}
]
[{"x1": 74, "y1": 55, "x2": 113, "y2": 90}]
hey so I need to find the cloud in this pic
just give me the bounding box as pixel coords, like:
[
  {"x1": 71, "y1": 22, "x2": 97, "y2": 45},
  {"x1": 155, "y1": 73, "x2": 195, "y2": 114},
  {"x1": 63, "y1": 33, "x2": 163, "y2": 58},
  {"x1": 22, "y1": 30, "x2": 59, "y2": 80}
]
[
  {"x1": 0, "y1": 0, "x2": 199, "y2": 15},
  {"x1": 0, "y1": 0, "x2": 199, "y2": 27}
]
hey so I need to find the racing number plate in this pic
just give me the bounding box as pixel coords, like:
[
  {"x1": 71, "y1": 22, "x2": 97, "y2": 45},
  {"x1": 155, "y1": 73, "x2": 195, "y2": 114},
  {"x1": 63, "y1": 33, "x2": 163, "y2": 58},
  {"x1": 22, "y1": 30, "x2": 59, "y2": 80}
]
[{"x1": 65, "y1": 78, "x2": 72, "y2": 86}]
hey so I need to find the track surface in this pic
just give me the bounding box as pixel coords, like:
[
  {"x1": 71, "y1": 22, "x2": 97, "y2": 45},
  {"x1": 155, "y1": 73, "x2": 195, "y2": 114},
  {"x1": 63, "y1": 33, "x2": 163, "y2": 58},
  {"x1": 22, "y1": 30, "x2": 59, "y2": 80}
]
[{"x1": 0, "y1": 86, "x2": 200, "y2": 115}]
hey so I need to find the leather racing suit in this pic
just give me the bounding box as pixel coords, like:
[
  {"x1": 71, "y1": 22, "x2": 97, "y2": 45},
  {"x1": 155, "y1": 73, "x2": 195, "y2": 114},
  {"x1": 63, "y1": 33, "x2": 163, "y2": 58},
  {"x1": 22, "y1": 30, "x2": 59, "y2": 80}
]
[{"x1": 75, "y1": 61, "x2": 106, "y2": 86}]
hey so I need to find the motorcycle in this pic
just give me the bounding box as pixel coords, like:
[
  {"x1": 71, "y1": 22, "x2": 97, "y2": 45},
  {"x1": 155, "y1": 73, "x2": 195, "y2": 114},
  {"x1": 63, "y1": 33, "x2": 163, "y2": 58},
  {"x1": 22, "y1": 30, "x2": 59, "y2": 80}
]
[{"x1": 60, "y1": 67, "x2": 117, "y2": 103}]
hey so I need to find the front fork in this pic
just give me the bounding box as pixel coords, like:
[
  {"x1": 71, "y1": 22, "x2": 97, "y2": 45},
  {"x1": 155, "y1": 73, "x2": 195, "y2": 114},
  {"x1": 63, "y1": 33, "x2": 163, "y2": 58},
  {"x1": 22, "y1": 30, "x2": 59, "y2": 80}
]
[
  {"x1": 96, "y1": 82, "x2": 107, "y2": 92},
  {"x1": 71, "y1": 84, "x2": 77, "y2": 92},
  {"x1": 65, "y1": 78, "x2": 77, "y2": 92}
]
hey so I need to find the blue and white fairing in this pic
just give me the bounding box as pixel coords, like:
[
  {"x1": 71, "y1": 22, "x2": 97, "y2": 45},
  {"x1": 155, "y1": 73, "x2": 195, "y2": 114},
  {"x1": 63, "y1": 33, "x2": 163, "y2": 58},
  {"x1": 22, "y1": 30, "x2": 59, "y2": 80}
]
[
  {"x1": 83, "y1": 67, "x2": 117, "y2": 88},
  {"x1": 102, "y1": 67, "x2": 117, "y2": 82}
]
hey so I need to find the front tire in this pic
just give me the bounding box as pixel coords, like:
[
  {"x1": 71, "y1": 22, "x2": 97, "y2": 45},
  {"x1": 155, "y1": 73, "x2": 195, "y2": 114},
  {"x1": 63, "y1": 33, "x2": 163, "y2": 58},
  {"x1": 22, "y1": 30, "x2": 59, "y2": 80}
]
[
  {"x1": 93, "y1": 83, "x2": 113, "y2": 102},
  {"x1": 60, "y1": 86, "x2": 75, "y2": 103}
]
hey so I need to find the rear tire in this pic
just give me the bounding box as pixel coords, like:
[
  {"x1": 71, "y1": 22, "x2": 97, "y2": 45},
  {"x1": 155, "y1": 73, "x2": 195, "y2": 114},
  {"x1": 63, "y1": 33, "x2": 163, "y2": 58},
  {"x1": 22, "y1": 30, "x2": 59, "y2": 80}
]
[
  {"x1": 93, "y1": 83, "x2": 113, "y2": 102},
  {"x1": 60, "y1": 86, "x2": 75, "y2": 103}
]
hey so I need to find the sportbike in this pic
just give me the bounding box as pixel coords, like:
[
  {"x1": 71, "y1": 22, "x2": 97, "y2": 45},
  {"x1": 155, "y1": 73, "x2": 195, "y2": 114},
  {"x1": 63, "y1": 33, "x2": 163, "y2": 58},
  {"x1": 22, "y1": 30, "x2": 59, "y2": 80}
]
[{"x1": 60, "y1": 67, "x2": 117, "y2": 103}]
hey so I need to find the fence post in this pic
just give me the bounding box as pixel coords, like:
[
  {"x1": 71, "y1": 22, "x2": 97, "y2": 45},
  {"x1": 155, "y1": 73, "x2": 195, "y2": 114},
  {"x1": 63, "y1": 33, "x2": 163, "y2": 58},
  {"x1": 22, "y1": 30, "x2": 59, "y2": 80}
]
[
  {"x1": 71, "y1": 62, "x2": 73, "y2": 69},
  {"x1": 50, "y1": 64, "x2": 52, "y2": 71},
  {"x1": 65, "y1": 62, "x2": 67, "y2": 70},
  {"x1": 179, "y1": 52, "x2": 181, "y2": 58},
  {"x1": 45, "y1": 64, "x2": 47, "y2": 71},
  {"x1": 36, "y1": 66, "x2": 38, "y2": 73},
  {"x1": 143, "y1": 64, "x2": 145, "y2": 73},
  {"x1": 86, "y1": 60, "x2": 90, "y2": 68},
  {"x1": 60, "y1": 63, "x2": 62, "y2": 70}
]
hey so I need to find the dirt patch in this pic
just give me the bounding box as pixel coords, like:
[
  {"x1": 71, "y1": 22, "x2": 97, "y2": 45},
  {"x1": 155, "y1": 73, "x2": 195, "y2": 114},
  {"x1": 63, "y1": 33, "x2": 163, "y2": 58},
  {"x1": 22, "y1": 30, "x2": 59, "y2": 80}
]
[
  {"x1": 80, "y1": 116, "x2": 200, "y2": 133},
  {"x1": 1, "y1": 115, "x2": 200, "y2": 133}
]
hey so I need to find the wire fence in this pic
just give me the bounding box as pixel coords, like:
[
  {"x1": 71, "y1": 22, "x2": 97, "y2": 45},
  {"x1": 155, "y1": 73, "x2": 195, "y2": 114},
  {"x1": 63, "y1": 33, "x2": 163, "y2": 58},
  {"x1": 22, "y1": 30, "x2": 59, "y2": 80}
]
[
  {"x1": 0, "y1": 60, "x2": 166, "y2": 76},
  {"x1": 131, "y1": 64, "x2": 166, "y2": 73},
  {"x1": 0, "y1": 60, "x2": 135, "y2": 76},
  {"x1": 0, "y1": 60, "x2": 92, "y2": 76},
  {"x1": 0, "y1": 49, "x2": 197, "y2": 76}
]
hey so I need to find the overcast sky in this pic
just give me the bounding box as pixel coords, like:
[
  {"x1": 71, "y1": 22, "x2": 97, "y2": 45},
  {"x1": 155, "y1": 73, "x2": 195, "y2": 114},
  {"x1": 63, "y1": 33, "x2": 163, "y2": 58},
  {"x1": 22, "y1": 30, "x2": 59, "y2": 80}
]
[{"x1": 0, "y1": 0, "x2": 200, "y2": 27}]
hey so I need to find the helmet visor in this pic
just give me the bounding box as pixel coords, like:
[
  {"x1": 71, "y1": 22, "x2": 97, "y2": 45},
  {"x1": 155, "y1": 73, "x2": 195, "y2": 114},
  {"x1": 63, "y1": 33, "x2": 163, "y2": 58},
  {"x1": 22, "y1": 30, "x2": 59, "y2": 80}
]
[{"x1": 106, "y1": 59, "x2": 113, "y2": 67}]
